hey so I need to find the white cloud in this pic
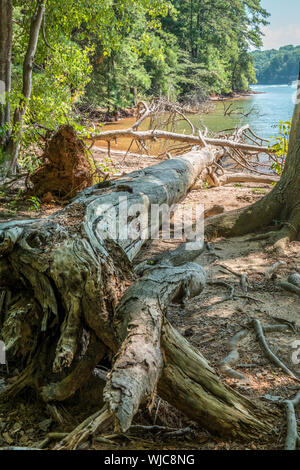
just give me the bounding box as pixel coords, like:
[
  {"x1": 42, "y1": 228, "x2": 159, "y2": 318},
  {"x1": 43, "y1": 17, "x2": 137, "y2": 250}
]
[{"x1": 261, "y1": 25, "x2": 300, "y2": 50}]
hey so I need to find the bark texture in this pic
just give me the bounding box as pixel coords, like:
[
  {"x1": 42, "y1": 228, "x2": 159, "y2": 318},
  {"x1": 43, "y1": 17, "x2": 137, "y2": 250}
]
[
  {"x1": 0, "y1": 146, "x2": 275, "y2": 446},
  {"x1": 0, "y1": 0, "x2": 12, "y2": 147},
  {"x1": 8, "y1": 0, "x2": 46, "y2": 172}
]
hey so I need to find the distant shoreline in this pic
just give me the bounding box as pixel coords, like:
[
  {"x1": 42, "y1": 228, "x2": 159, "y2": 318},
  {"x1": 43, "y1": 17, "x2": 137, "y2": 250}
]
[{"x1": 209, "y1": 89, "x2": 263, "y2": 102}]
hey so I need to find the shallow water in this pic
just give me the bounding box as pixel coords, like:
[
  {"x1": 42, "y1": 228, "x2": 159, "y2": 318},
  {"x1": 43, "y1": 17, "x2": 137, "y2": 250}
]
[{"x1": 98, "y1": 84, "x2": 296, "y2": 154}]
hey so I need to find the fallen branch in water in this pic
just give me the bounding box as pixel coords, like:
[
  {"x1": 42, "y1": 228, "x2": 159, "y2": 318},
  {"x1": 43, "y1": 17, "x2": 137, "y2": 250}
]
[{"x1": 91, "y1": 128, "x2": 271, "y2": 154}]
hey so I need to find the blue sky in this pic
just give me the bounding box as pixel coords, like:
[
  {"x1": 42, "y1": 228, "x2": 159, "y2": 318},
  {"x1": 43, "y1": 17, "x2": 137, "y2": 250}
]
[{"x1": 260, "y1": 0, "x2": 300, "y2": 50}]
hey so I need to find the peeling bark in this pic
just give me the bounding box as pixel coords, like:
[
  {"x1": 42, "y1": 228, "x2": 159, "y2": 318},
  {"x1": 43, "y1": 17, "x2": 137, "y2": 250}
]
[
  {"x1": 0, "y1": 146, "x2": 275, "y2": 444},
  {"x1": 105, "y1": 262, "x2": 206, "y2": 432}
]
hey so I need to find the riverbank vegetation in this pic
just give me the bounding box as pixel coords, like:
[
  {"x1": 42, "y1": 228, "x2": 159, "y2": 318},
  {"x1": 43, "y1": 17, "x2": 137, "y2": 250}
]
[
  {"x1": 0, "y1": 0, "x2": 269, "y2": 173},
  {"x1": 252, "y1": 45, "x2": 300, "y2": 85},
  {"x1": 1, "y1": 1, "x2": 300, "y2": 453}
]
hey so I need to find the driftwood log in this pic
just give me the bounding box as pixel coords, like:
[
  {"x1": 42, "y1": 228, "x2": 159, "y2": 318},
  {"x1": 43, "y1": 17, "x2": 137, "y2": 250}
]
[{"x1": 0, "y1": 146, "x2": 275, "y2": 448}]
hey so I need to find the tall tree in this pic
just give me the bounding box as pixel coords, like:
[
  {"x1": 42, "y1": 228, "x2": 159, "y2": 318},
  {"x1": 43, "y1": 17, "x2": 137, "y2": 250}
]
[
  {"x1": 163, "y1": 0, "x2": 269, "y2": 94},
  {"x1": 7, "y1": 0, "x2": 47, "y2": 173},
  {"x1": 0, "y1": 0, "x2": 13, "y2": 147},
  {"x1": 0, "y1": 0, "x2": 173, "y2": 172}
]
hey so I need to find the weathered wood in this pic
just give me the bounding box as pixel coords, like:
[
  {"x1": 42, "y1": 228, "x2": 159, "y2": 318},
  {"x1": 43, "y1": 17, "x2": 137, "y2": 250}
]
[
  {"x1": 104, "y1": 262, "x2": 206, "y2": 432},
  {"x1": 218, "y1": 173, "x2": 279, "y2": 186},
  {"x1": 0, "y1": 144, "x2": 274, "y2": 445},
  {"x1": 91, "y1": 128, "x2": 271, "y2": 154},
  {"x1": 0, "y1": 147, "x2": 215, "y2": 380},
  {"x1": 158, "y1": 322, "x2": 273, "y2": 439}
]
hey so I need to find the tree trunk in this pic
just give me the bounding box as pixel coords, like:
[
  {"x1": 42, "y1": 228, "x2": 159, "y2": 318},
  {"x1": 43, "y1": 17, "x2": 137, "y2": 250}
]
[
  {"x1": 0, "y1": 0, "x2": 13, "y2": 148},
  {"x1": 7, "y1": 0, "x2": 46, "y2": 173},
  {"x1": 0, "y1": 140, "x2": 275, "y2": 447}
]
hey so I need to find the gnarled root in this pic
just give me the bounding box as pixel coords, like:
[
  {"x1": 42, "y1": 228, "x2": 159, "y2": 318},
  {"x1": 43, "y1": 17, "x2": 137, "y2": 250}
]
[
  {"x1": 104, "y1": 260, "x2": 206, "y2": 433},
  {"x1": 158, "y1": 323, "x2": 274, "y2": 440},
  {"x1": 55, "y1": 405, "x2": 113, "y2": 450},
  {"x1": 0, "y1": 149, "x2": 279, "y2": 450},
  {"x1": 284, "y1": 391, "x2": 300, "y2": 450},
  {"x1": 41, "y1": 333, "x2": 106, "y2": 402}
]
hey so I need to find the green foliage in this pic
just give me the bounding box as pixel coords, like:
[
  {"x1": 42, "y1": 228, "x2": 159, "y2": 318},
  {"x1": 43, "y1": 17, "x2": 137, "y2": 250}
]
[
  {"x1": 251, "y1": 188, "x2": 267, "y2": 194},
  {"x1": 269, "y1": 120, "x2": 291, "y2": 175},
  {"x1": 84, "y1": 0, "x2": 270, "y2": 109},
  {"x1": 252, "y1": 45, "x2": 300, "y2": 85},
  {"x1": 9, "y1": 36, "x2": 94, "y2": 169},
  {"x1": 162, "y1": 0, "x2": 269, "y2": 95},
  {"x1": 2, "y1": 0, "x2": 270, "y2": 170},
  {"x1": 28, "y1": 196, "x2": 41, "y2": 211}
]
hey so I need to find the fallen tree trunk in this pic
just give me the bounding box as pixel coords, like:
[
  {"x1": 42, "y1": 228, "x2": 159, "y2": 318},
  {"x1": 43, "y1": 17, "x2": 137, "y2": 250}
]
[
  {"x1": 91, "y1": 128, "x2": 271, "y2": 154},
  {"x1": 0, "y1": 139, "x2": 275, "y2": 448},
  {"x1": 104, "y1": 261, "x2": 207, "y2": 433}
]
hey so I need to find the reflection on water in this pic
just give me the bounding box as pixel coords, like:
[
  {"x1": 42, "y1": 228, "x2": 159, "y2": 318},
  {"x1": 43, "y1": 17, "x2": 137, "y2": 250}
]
[{"x1": 98, "y1": 84, "x2": 295, "y2": 154}]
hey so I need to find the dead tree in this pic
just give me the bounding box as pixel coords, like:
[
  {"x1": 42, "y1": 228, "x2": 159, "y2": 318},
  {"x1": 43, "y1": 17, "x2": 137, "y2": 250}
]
[{"x1": 0, "y1": 143, "x2": 274, "y2": 449}]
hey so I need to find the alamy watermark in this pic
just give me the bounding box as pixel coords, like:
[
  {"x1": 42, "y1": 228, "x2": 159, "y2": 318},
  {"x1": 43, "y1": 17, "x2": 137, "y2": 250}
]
[
  {"x1": 0, "y1": 80, "x2": 5, "y2": 105},
  {"x1": 291, "y1": 340, "x2": 300, "y2": 365},
  {"x1": 94, "y1": 197, "x2": 204, "y2": 250},
  {"x1": 0, "y1": 340, "x2": 5, "y2": 365},
  {"x1": 292, "y1": 80, "x2": 300, "y2": 104}
]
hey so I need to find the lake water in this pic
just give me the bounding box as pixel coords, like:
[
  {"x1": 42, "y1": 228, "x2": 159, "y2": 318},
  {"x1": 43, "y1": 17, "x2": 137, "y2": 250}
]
[
  {"x1": 199, "y1": 84, "x2": 296, "y2": 140},
  {"x1": 100, "y1": 84, "x2": 297, "y2": 154}
]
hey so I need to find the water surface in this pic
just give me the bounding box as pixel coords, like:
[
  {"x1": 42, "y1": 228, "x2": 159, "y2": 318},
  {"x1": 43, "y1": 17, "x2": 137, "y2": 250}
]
[{"x1": 99, "y1": 84, "x2": 296, "y2": 154}]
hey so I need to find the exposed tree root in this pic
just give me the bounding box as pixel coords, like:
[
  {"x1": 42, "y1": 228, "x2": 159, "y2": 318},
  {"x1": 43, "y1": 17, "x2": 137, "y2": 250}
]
[
  {"x1": 220, "y1": 330, "x2": 249, "y2": 380},
  {"x1": 27, "y1": 125, "x2": 94, "y2": 200},
  {"x1": 220, "y1": 324, "x2": 291, "y2": 382},
  {"x1": 277, "y1": 280, "x2": 300, "y2": 298},
  {"x1": 203, "y1": 205, "x2": 224, "y2": 219},
  {"x1": 218, "y1": 264, "x2": 248, "y2": 294},
  {"x1": 265, "y1": 261, "x2": 287, "y2": 280},
  {"x1": 104, "y1": 262, "x2": 206, "y2": 433},
  {"x1": 158, "y1": 323, "x2": 274, "y2": 440},
  {"x1": 252, "y1": 319, "x2": 299, "y2": 382},
  {"x1": 55, "y1": 405, "x2": 113, "y2": 450},
  {"x1": 284, "y1": 390, "x2": 300, "y2": 450},
  {"x1": 0, "y1": 341, "x2": 50, "y2": 402},
  {"x1": 288, "y1": 273, "x2": 300, "y2": 287},
  {"x1": 0, "y1": 144, "x2": 283, "y2": 449},
  {"x1": 41, "y1": 333, "x2": 106, "y2": 402}
]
